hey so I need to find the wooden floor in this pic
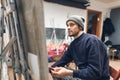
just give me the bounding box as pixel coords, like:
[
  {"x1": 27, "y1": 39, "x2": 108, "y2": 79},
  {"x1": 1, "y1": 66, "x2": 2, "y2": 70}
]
[
  {"x1": 109, "y1": 60, "x2": 120, "y2": 71},
  {"x1": 109, "y1": 60, "x2": 120, "y2": 80}
]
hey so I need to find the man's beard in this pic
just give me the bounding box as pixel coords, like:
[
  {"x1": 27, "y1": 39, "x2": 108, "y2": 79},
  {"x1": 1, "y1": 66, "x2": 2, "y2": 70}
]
[{"x1": 68, "y1": 31, "x2": 79, "y2": 37}]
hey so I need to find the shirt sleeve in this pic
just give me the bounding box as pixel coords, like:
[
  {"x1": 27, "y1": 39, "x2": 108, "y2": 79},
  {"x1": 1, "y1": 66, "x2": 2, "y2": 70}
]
[
  {"x1": 52, "y1": 47, "x2": 73, "y2": 67},
  {"x1": 73, "y1": 37, "x2": 108, "y2": 79}
]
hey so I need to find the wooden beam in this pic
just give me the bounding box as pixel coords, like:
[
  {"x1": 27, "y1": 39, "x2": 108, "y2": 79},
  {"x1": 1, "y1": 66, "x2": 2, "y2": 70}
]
[{"x1": 44, "y1": 0, "x2": 87, "y2": 9}]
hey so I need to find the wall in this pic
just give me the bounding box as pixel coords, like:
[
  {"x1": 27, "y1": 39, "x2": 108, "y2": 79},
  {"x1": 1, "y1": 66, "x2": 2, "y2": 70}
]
[
  {"x1": 43, "y1": 2, "x2": 86, "y2": 29},
  {"x1": 107, "y1": 0, "x2": 120, "y2": 9},
  {"x1": 43, "y1": 0, "x2": 111, "y2": 38},
  {"x1": 109, "y1": 8, "x2": 120, "y2": 45}
]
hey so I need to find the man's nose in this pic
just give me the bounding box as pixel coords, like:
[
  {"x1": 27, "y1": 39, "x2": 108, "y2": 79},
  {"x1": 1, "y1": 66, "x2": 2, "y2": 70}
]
[{"x1": 67, "y1": 26, "x2": 70, "y2": 29}]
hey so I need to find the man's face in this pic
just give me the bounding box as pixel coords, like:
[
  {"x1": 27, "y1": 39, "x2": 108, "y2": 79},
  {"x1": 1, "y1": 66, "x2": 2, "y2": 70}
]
[{"x1": 66, "y1": 20, "x2": 81, "y2": 37}]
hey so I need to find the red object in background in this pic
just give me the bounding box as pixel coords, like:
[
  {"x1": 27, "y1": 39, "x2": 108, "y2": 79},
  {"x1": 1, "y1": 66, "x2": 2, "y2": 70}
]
[{"x1": 47, "y1": 43, "x2": 68, "y2": 57}]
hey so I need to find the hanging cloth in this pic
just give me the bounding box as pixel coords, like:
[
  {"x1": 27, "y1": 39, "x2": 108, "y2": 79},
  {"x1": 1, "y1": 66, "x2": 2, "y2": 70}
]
[{"x1": 102, "y1": 18, "x2": 115, "y2": 42}]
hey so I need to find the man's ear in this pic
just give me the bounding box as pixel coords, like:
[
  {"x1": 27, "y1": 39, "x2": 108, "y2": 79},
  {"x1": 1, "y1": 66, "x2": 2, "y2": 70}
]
[{"x1": 78, "y1": 26, "x2": 83, "y2": 31}]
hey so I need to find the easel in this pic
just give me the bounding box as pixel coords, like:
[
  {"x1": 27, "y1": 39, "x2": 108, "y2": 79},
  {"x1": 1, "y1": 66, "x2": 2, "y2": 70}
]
[{"x1": 0, "y1": 0, "x2": 31, "y2": 79}]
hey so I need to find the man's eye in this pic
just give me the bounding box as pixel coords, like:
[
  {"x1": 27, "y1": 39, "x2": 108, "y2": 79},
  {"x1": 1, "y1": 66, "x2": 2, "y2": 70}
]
[
  {"x1": 70, "y1": 23, "x2": 75, "y2": 26},
  {"x1": 67, "y1": 23, "x2": 75, "y2": 27}
]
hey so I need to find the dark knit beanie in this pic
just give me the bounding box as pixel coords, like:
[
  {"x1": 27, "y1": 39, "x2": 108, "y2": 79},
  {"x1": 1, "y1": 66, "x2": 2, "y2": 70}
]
[{"x1": 66, "y1": 15, "x2": 85, "y2": 30}]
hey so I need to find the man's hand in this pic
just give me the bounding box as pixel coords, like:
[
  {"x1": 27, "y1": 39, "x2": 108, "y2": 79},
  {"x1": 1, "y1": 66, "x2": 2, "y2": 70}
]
[{"x1": 51, "y1": 67, "x2": 73, "y2": 78}]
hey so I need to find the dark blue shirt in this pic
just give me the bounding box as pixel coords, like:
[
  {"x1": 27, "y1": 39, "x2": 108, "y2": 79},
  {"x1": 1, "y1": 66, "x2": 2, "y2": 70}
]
[{"x1": 52, "y1": 33, "x2": 110, "y2": 80}]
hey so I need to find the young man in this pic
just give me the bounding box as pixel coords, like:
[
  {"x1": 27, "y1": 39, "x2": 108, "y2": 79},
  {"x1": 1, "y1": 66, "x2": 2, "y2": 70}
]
[{"x1": 50, "y1": 15, "x2": 110, "y2": 80}]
